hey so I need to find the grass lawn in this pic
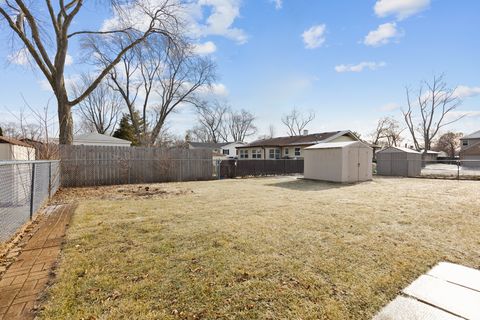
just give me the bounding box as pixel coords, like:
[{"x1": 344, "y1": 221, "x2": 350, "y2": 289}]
[{"x1": 40, "y1": 177, "x2": 480, "y2": 319}]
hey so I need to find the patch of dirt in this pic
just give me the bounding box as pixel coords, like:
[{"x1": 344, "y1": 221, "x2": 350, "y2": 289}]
[{"x1": 52, "y1": 184, "x2": 194, "y2": 202}]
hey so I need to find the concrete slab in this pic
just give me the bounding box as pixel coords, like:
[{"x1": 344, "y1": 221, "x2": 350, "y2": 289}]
[
  {"x1": 427, "y1": 262, "x2": 480, "y2": 292},
  {"x1": 403, "y1": 274, "x2": 480, "y2": 320},
  {"x1": 373, "y1": 296, "x2": 463, "y2": 320}
]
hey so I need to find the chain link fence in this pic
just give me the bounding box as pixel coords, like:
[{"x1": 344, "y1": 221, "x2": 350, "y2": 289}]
[
  {"x1": 375, "y1": 158, "x2": 480, "y2": 179},
  {"x1": 0, "y1": 161, "x2": 60, "y2": 242}
]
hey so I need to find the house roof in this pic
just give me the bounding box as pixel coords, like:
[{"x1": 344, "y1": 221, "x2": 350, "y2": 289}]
[
  {"x1": 237, "y1": 131, "x2": 356, "y2": 148},
  {"x1": 419, "y1": 149, "x2": 440, "y2": 154},
  {"x1": 461, "y1": 130, "x2": 480, "y2": 140},
  {"x1": 0, "y1": 136, "x2": 34, "y2": 148},
  {"x1": 305, "y1": 141, "x2": 370, "y2": 150},
  {"x1": 73, "y1": 133, "x2": 131, "y2": 145},
  {"x1": 189, "y1": 142, "x2": 229, "y2": 149},
  {"x1": 377, "y1": 146, "x2": 421, "y2": 154}
]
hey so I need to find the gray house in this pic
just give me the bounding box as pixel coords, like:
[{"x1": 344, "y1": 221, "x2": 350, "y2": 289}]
[{"x1": 460, "y1": 130, "x2": 480, "y2": 167}]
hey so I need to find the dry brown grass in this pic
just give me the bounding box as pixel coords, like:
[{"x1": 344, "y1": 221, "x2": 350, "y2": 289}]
[{"x1": 40, "y1": 177, "x2": 480, "y2": 319}]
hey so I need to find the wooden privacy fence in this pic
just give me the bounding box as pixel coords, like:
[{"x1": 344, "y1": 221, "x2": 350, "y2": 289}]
[
  {"x1": 219, "y1": 159, "x2": 304, "y2": 178},
  {"x1": 60, "y1": 145, "x2": 213, "y2": 187}
]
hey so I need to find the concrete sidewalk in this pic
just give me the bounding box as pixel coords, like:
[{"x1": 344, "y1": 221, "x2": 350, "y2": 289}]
[
  {"x1": 374, "y1": 262, "x2": 480, "y2": 320},
  {"x1": 0, "y1": 204, "x2": 75, "y2": 320}
]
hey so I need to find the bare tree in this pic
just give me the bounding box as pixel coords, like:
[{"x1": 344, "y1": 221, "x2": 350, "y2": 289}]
[
  {"x1": 434, "y1": 132, "x2": 463, "y2": 158},
  {"x1": 281, "y1": 108, "x2": 315, "y2": 136},
  {"x1": 90, "y1": 34, "x2": 216, "y2": 146},
  {"x1": 195, "y1": 101, "x2": 228, "y2": 143},
  {"x1": 370, "y1": 117, "x2": 404, "y2": 147},
  {"x1": 186, "y1": 126, "x2": 211, "y2": 143},
  {"x1": 3, "y1": 102, "x2": 59, "y2": 159},
  {"x1": 224, "y1": 109, "x2": 257, "y2": 142},
  {"x1": 74, "y1": 75, "x2": 122, "y2": 135},
  {"x1": 403, "y1": 74, "x2": 464, "y2": 152},
  {"x1": 0, "y1": 1, "x2": 182, "y2": 144}
]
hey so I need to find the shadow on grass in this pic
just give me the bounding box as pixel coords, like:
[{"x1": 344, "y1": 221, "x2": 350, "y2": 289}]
[{"x1": 267, "y1": 178, "x2": 349, "y2": 191}]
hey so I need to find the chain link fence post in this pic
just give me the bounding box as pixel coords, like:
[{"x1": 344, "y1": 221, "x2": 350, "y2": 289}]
[
  {"x1": 48, "y1": 161, "x2": 52, "y2": 199},
  {"x1": 29, "y1": 162, "x2": 36, "y2": 220}
]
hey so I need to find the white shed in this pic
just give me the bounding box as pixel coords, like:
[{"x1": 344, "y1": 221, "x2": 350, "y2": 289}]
[
  {"x1": 304, "y1": 141, "x2": 373, "y2": 183},
  {"x1": 0, "y1": 136, "x2": 35, "y2": 160},
  {"x1": 72, "y1": 133, "x2": 131, "y2": 147}
]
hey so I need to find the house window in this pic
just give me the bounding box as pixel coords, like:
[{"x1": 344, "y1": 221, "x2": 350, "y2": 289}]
[
  {"x1": 269, "y1": 148, "x2": 280, "y2": 159},
  {"x1": 239, "y1": 149, "x2": 249, "y2": 159},
  {"x1": 285, "y1": 148, "x2": 289, "y2": 155},
  {"x1": 252, "y1": 149, "x2": 262, "y2": 159},
  {"x1": 223, "y1": 149, "x2": 229, "y2": 155},
  {"x1": 463, "y1": 141, "x2": 468, "y2": 146},
  {"x1": 295, "y1": 147, "x2": 301, "y2": 157}
]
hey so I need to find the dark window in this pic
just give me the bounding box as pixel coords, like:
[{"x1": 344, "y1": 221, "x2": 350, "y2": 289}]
[
  {"x1": 252, "y1": 149, "x2": 262, "y2": 159},
  {"x1": 463, "y1": 141, "x2": 468, "y2": 146},
  {"x1": 240, "y1": 150, "x2": 249, "y2": 159},
  {"x1": 295, "y1": 148, "x2": 301, "y2": 156},
  {"x1": 223, "y1": 149, "x2": 229, "y2": 155}
]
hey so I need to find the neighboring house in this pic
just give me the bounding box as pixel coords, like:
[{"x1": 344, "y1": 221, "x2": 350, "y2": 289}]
[
  {"x1": 236, "y1": 130, "x2": 359, "y2": 160},
  {"x1": 460, "y1": 130, "x2": 480, "y2": 151},
  {"x1": 419, "y1": 149, "x2": 440, "y2": 162},
  {"x1": 0, "y1": 136, "x2": 35, "y2": 160},
  {"x1": 460, "y1": 130, "x2": 480, "y2": 167},
  {"x1": 188, "y1": 141, "x2": 246, "y2": 158},
  {"x1": 72, "y1": 133, "x2": 131, "y2": 147}
]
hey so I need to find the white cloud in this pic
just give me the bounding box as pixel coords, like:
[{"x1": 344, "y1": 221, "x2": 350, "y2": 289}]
[
  {"x1": 65, "y1": 54, "x2": 74, "y2": 66},
  {"x1": 302, "y1": 24, "x2": 326, "y2": 49},
  {"x1": 193, "y1": 41, "x2": 217, "y2": 55},
  {"x1": 270, "y1": 0, "x2": 282, "y2": 10},
  {"x1": 197, "y1": 83, "x2": 229, "y2": 97},
  {"x1": 8, "y1": 48, "x2": 29, "y2": 65},
  {"x1": 102, "y1": 0, "x2": 247, "y2": 45},
  {"x1": 190, "y1": 0, "x2": 247, "y2": 44},
  {"x1": 209, "y1": 83, "x2": 229, "y2": 96},
  {"x1": 380, "y1": 102, "x2": 400, "y2": 112},
  {"x1": 374, "y1": 0, "x2": 430, "y2": 20},
  {"x1": 454, "y1": 85, "x2": 480, "y2": 99},
  {"x1": 364, "y1": 22, "x2": 401, "y2": 47},
  {"x1": 335, "y1": 61, "x2": 387, "y2": 73}
]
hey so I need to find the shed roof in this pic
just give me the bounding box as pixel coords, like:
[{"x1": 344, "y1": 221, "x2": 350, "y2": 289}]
[
  {"x1": 73, "y1": 133, "x2": 131, "y2": 145},
  {"x1": 377, "y1": 146, "x2": 421, "y2": 154},
  {"x1": 461, "y1": 130, "x2": 480, "y2": 140},
  {"x1": 305, "y1": 141, "x2": 370, "y2": 150},
  {"x1": 0, "y1": 136, "x2": 34, "y2": 148}
]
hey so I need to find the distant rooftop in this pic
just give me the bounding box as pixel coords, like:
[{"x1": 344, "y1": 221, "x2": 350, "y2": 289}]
[
  {"x1": 0, "y1": 136, "x2": 33, "y2": 148},
  {"x1": 238, "y1": 131, "x2": 355, "y2": 148},
  {"x1": 461, "y1": 130, "x2": 480, "y2": 140}
]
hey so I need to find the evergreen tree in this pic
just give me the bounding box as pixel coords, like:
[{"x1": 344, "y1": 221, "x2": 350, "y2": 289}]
[
  {"x1": 113, "y1": 113, "x2": 139, "y2": 146},
  {"x1": 0, "y1": 127, "x2": 3, "y2": 136}
]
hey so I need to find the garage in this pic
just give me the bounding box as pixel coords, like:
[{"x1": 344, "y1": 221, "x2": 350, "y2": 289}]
[
  {"x1": 376, "y1": 147, "x2": 422, "y2": 177},
  {"x1": 304, "y1": 141, "x2": 373, "y2": 183}
]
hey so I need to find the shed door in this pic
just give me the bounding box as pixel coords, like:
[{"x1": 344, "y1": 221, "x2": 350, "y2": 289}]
[
  {"x1": 358, "y1": 148, "x2": 370, "y2": 181},
  {"x1": 347, "y1": 147, "x2": 360, "y2": 182}
]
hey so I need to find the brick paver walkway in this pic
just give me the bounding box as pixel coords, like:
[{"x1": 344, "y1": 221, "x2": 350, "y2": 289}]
[{"x1": 0, "y1": 204, "x2": 75, "y2": 320}]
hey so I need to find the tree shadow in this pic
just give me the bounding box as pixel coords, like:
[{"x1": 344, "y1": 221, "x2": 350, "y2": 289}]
[{"x1": 267, "y1": 178, "x2": 352, "y2": 191}]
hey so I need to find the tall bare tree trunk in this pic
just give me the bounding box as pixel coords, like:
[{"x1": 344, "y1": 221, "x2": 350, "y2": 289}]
[{"x1": 57, "y1": 99, "x2": 73, "y2": 144}]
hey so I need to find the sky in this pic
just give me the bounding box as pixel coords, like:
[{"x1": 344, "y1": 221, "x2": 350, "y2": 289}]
[{"x1": 1, "y1": 0, "x2": 479, "y2": 142}]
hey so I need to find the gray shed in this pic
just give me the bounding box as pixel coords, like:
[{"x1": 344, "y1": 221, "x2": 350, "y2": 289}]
[
  {"x1": 376, "y1": 147, "x2": 422, "y2": 177},
  {"x1": 304, "y1": 141, "x2": 373, "y2": 183}
]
